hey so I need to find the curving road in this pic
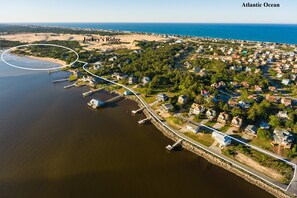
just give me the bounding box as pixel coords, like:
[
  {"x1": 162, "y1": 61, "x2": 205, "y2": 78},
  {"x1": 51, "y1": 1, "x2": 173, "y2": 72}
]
[{"x1": 80, "y1": 60, "x2": 296, "y2": 193}]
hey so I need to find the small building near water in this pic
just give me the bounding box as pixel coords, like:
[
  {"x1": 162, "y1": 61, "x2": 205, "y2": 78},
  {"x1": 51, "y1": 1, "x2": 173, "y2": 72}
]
[
  {"x1": 124, "y1": 90, "x2": 133, "y2": 96},
  {"x1": 88, "y1": 99, "x2": 105, "y2": 109}
]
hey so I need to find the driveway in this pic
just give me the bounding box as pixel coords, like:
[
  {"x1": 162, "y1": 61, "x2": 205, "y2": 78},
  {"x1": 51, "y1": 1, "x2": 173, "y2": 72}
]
[{"x1": 213, "y1": 123, "x2": 223, "y2": 130}]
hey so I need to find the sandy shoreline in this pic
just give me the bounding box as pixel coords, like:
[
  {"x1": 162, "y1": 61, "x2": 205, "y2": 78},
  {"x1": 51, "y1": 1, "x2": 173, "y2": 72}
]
[{"x1": 24, "y1": 55, "x2": 67, "y2": 66}]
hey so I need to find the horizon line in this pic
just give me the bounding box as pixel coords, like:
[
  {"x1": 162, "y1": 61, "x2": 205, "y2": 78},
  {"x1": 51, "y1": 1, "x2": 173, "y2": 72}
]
[{"x1": 1, "y1": 22, "x2": 297, "y2": 25}]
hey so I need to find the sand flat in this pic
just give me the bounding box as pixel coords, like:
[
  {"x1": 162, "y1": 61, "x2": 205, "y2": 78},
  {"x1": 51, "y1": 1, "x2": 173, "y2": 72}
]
[{"x1": 1, "y1": 33, "x2": 167, "y2": 51}]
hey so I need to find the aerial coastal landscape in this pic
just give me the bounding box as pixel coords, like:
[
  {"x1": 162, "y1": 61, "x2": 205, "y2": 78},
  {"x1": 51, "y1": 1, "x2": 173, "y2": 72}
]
[{"x1": 1, "y1": 1, "x2": 297, "y2": 198}]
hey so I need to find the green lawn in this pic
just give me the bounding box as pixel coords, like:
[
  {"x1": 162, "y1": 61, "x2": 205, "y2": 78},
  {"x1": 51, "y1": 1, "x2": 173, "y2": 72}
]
[
  {"x1": 68, "y1": 74, "x2": 78, "y2": 82},
  {"x1": 220, "y1": 124, "x2": 231, "y2": 133},
  {"x1": 166, "y1": 117, "x2": 186, "y2": 129},
  {"x1": 250, "y1": 137, "x2": 274, "y2": 151},
  {"x1": 205, "y1": 120, "x2": 216, "y2": 127},
  {"x1": 184, "y1": 132, "x2": 214, "y2": 147}
]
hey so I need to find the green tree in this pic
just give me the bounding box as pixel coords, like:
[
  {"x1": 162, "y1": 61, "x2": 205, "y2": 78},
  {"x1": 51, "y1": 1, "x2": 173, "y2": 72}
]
[
  {"x1": 269, "y1": 115, "x2": 281, "y2": 128},
  {"x1": 257, "y1": 128, "x2": 271, "y2": 140}
]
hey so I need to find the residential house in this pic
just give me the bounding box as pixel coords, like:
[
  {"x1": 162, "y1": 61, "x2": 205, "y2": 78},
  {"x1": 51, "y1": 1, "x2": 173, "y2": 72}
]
[
  {"x1": 241, "y1": 81, "x2": 250, "y2": 89},
  {"x1": 260, "y1": 121, "x2": 270, "y2": 130},
  {"x1": 88, "y1": 99, "x2": 105, "y2": 109},
  {"x1": 128, "y1": 76, "x2": 138, "y2": 85},
  {"x1": 142, "y1": 77, "x2": 151, "y2": 85},
  {"x1": 276, "y1": 73, "x2": 283, "y2": 79},
  {"x1": 178, "y1": 95, "x2": 188, "y2": 105},
  {"x1": 206, "y1": 109, "x2": 217, "y2": 121},
  {"x1": 108, "y1": 56, "x2": 117, "y2": 62},
  {"x1": 273, "y1": 129, "x2": 294, "y2": 148},
  {"x1": 266, "y1": 94, "x2": 278, "y2": 103},
  {"x1": 254, "y1": 85, "x2": 262, "y2": 92},
  {"x1": 245, "y1": 125, "x2": 258, "y2": 136},
  {"x1": 156, "y1": 93, "x2": 169, "y2": 102},
  {"x1": 212, "y1": 132, "x2": 232, "y2": 147},
  {"x1": 231, "y1": 116, "x2": 243, "y2": 128},
  {"x1": 238, "y1": 101, "x2": 251, "y2": 109},
  {"x1": 93, "y1": 62, "x2": 103, "y2": 70},
  {"x1": 72, "y1": 70, "x2": 82, "y2": 78},
  {"x1": 201, "y1": 90, "x2": 209, "y2": 96},
  {"x1": 230, "y1": 65, "x2": 243, "y2": 72},
  {"x1": 277, "y1": 111, "x2": 289, "y2": 120},
  {"x1": 162, "y1": 103, "x2": 174, "y2": 112},
  {"x1": 282, "y1": 78, "x2": 291, "y2": 86},
  {"x1": 189, "y1": 103, "x2": 206, "y2": 115},
  {"x1": 281, "y1": 98, "x2": 292, "y2": 107},
  {"x1": 118, "y1": 74, "x2": 129, "y2": 81},
  {"x1": 186, "y1": 123, "x2": 201, "y2": 133},
  {"x1": 268, "y1": 86, "x2": 277, "y2": 92},
  {"x1": 217, "y1": 112, "x2": 230, "y2": 124},
  {"x1": 228, "y1": 98, "x2": 238, "y2": 107},
  {"x1": 198, "y1": 68, "x2": 208, "y2": 77},
  {"x1": 192, "y1": 67, "x2": 201, "y2": 73},
  {"x1": 124, "y1": 90, "x2": 133, "y2": 96}
]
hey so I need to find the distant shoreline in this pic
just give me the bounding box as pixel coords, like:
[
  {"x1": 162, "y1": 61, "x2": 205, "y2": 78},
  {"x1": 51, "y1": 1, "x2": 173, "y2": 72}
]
[{"x1": 33, "y1": 23, "x2": 297, "y2": 45}]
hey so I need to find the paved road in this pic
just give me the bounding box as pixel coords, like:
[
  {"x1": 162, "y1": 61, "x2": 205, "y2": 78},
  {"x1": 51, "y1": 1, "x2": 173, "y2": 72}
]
[{"x1": 81, "y1": 61, "x2": 295, "y2": 193}]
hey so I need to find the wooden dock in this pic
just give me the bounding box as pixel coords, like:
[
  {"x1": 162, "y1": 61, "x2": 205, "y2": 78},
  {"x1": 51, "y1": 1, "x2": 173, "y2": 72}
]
[
  {"x1": 64, "y1": 83, "x2": 76, "y2": 89},
  {"x1": 138, "y1": 117, "x2": 151, "y2": 125},
  {"x1": 166, "y1": 139, "x2": 182, "y2": 151},
  {"x1": 105, "y1": 95, "x2": 124, "y2": 103},
  {"x1": 52, "y1": 78, "x2": 69, "y2": 83},
  {"x1": 48, "y1": 69, "x2": 60, "y2": 74},
  {"x1": 82, "y1": 87, "x2": 106, "y2": 97},
  {"x1": 132, "y1": 107, "x2": 145, "y2": 114}
]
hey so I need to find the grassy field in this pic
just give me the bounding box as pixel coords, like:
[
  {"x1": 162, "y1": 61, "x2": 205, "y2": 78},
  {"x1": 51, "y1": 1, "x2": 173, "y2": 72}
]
[
  {"x1": 220, "y1": 124, "x2": 231, "y2": 133},
  {"x1": 184, "y1": 132, "x2": 214, "y2": 147},
  {"x1": 205, "y1": 120, "x2": 216, "y2": 127},
  {"x1": 166, "y1": 116, "x2": 186, "y2": 130},
  {"x1": 250, "y1": 137, "x2": 274, "y2": 151},
  {"x1": 68, "y1": 74, "x2": 78, "y2": 82}
]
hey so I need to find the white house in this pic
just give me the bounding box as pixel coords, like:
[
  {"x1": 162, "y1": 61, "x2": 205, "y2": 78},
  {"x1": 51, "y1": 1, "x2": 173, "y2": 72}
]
[
  {"x1": 273, "y1": 129, "x2": 294, "y2": 148},
  {"x1": 212, "y1": 132, "x2": 231, "y2": 147},
  {"x1": 206, "y1": 109, "x2": 216, "y2": 120},
  {"x1": 189, "y1": 103, "x2": 206, "y2": 115},
  {"x1": 186, "y1": 123, "x2": 201, "y2": 133},
  {"x1": 178, "y1": 95, "x2": 188, "y2": 105},
  {"x1": 87, "y1": 99, "x2": 105, "y2": 109},
  {"x1": 282, "y1": 78, "x2": 291, "y2": 86},
  {"x1": 142, "y1": 77, "x2": 151, "y2": 85}
]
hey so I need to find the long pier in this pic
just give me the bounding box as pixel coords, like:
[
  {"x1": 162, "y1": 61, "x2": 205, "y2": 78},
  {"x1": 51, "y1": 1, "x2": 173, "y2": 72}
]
[
  {"x1": 166, "y1": 139, "x2": 182, "y2": 151},
  {"x1": 105, "y1": 95, "x2": 124, "y2": 103},
  {"x1": 132, "y1": 106, "x2": 145, "y2": 114},
  {"x1": 82, "y1": 87, "x2": 106, "y2": 97},
  {"x1": 48, "y1": 69, "x2": 60, "y2": 74},
  {"x1": 138, "y1": 117, "x2": 151, "y2": 125},
  {"x1": 64, "y1": 83, "x2": 76, "y2": 89},
  {"x1": 52, "y1": 78, "x2": 69, "y2": 83}
]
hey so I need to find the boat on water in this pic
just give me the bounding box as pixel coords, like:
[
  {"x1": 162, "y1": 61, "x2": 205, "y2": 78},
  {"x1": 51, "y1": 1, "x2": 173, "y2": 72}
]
[{"x1": 88, "y1": 99, "x2": 105, "y2": 109}]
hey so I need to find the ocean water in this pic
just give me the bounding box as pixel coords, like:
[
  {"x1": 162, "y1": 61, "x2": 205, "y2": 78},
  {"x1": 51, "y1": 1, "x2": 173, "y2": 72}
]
[{"x1": 33, "y1": 23, "x2": 297, "y2": 44}]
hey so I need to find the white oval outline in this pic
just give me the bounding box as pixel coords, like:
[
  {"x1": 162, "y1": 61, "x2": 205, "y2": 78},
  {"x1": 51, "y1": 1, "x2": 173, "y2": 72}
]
[{"x1": 1, "y1": 43, "x2": 79, "y2": 71}]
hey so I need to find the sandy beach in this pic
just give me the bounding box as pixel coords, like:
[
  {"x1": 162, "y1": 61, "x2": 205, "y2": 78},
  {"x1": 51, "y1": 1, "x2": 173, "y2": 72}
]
[{"x1": 25, "y1": 55, "x2": 67, "y2": 66}]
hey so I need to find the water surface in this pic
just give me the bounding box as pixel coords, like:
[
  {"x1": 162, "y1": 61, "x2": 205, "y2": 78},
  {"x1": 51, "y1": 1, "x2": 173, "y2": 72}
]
[{"x1": 0, "y1": 55, "x2": 273, "y2": 198}]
